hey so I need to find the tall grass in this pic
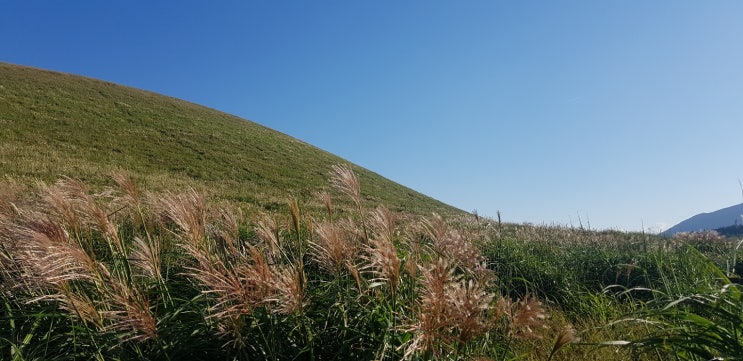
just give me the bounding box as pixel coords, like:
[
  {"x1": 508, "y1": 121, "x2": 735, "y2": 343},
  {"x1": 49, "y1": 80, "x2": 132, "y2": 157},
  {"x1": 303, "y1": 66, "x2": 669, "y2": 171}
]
[
  {"x1": 601, "y1": 236, "x2": 743, "y2": 360},
  {"x1": 2, "y1": 166, "x2": 741, "y2": 360}
]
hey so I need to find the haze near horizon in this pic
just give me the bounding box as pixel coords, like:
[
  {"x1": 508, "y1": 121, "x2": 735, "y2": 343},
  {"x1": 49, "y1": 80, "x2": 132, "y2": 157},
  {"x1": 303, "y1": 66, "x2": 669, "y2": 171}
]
[{"x1": 2, "y1": 1, "x2": 742, "y2": 232}]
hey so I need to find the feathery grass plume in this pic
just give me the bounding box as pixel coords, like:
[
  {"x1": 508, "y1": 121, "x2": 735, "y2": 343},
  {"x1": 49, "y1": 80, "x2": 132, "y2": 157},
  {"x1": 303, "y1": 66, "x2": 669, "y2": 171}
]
[
  {"x1": 403, "y1": 255, "x2": 495, "y2": 359},
  {"x1": 266, "y1": 264, "x2": 306, "y2": 315},
  {"x1": 39, "y1": 180, "x2": 83, "y2": 238},
  {"x1": 0, "y1": 177, "x2": 26, "y2": 218},
  {"x1": 110, "y1": 171, "x2": 140, "y2": 210},
  {"x1": 181, "y1": 240, "x2": 253, "y2": 320},
  {"x1": 337, "y1": 217, "x2": 365, "y2": 243},
  {"x1": 310, "y1": 220, "x2": 354, "y2": 276},
  {"x1": 446, "y1": 279, "x2": 494, "y2": 345},
  {"x1": 491, "y1": 296, "x2": 514, "y2": 327},
  {"x1": 55, "y1": 177, "x2": 124, "y2": 253},
  {"x1": 182, "y1": 243, "x2": 271, "y2": 347},
  {"x1": 315, "y1": 190, "x2": 333, "y2": 219},
  {"x1": 363, "y1": 208, "x2": 402, "y2": 298},
  {"x1": 329, "y1": 164, "x2": 371, "y2": 244},
  {"x1": 256, "y1": 212, "x2": 281, "y2": 257},
  {"x1": 288, "y1": 198, "x2": 301, "y2": 235},
  {"x1": 158, "y1": 188, "x2": 206, "y2": 248},
  {"x1": 109, "y1": 171, "x2": 150, "y2": 229},
  {"x1": 422, "y1": 213, "x2": 488, "y2": 278},
  {"x1": 401, "y1": 225, "x2": 424, "y2": 280},
  {"x1": 509, "y1": 296, "x2": 548, "y2": 340},
  {"x1": 0, "y1": 215, "x2": 18, "y2": 282},
  {"x1": 403, "y1": 242, "x2": 420, "y2": 279},
  {"x1": 547, "y1": 324, "x2": 578, "y2": 361},
  {"x1": 130, "y1": 236, "x2": 162, "y2": 282},
  {"x1": 402, "y1": 258, "x2": 457, "y2": 359},
  {"x1": 363, "y1": 235, "x2": 402, "y2": 297},
  {"x1": 57, "y1": 284, "x2": 103, "y2": 328},
  {"x1": 245, "y1": 244, "x2": 275, "y2": 299},
  {"x1": 369, "y1": 206, "x2": 397, "y2": 243},
  {"x1": 329, "y1": 164, "x2": 361, "y2": 206},
  {"x1": 102, "y1": 279, "x2": 158, "y2": 343},
  {"x1": 182, "y1": 227, "x2": 293, "y2": 346},
  {"x1": 15, "y1": 217, "x2": 100, "y2": 290},
  {"x1": 210, "y1": 206, "x2": 241, "y2": 258},
  {"x1": 346, "y1": 260, "x2": 364, "y2": 293},
  {"x1": 422, "y1": 213, "x2": 448, "y2": 245}
]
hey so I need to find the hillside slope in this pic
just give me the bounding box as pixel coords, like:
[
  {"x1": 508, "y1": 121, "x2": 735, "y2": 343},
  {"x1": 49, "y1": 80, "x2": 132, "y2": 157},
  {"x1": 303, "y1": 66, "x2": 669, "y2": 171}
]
[
  {"x1": 662, "y1": 202, "x2": 743, "y2": 236},
  {"x1": 0, "y1": 62, "x2": 461, "y2": 216}
]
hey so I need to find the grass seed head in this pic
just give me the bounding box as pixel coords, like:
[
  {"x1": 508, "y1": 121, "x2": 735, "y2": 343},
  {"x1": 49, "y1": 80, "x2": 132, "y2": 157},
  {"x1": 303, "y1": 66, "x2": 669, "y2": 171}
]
[
  {"x1": 363, "y1": 233, "x2": 402, "y2": 297},
  {"x1": 447, "y1": 279, "x2": 494, "y2": 344},
  {"x1": 510, "y1": 296, "x2": 548, "y2": 340},
  {"x1": 329, "y1": 164, "x2": 361, "y2": 206},
  {"x1": 310, "y1": 220, "x2": 354, "y2": 276},
  {"x1": 256, "y1": 212, "x2": 281, "y2": 256},
  {"x1": 158, "y1": 188, "x2": 207, "y2": 248},
  {"x1": 130, "y1": 236, "x2": 162, "y2": 282},
  {"x1": 102, "y1": 280, "x2": 158, "y2": 343}
]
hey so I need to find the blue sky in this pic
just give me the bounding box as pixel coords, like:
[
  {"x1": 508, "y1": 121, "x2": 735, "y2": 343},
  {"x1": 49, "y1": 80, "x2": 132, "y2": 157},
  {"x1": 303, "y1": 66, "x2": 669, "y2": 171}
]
[{"x1": 2, "y1": 1, "x2": 743, "y2": 232}]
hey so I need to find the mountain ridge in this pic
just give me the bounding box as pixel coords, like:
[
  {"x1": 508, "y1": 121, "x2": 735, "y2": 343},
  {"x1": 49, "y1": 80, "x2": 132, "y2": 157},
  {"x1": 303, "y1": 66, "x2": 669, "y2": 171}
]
[{"x1": 663, "y1": 202, "x2": 743, "y2": 236}]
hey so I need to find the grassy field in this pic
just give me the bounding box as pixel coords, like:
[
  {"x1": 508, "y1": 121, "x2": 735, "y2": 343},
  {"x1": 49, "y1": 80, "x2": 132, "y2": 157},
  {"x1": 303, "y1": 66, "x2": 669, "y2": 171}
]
[
  {"x1": 2, "y1": 63, "x2": 743, "y2": 360},
  {"x1": 2, "y1": 170, "x2": 741, "y2": 360},
  {"x1": 0, "y1": 62, "x2": 459, "y2": 218}
]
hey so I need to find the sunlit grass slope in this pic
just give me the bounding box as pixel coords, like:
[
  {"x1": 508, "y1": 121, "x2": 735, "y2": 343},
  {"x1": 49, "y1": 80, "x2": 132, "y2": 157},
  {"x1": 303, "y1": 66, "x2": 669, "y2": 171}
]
[{"x1": 0, "y1": 62, "x2": 460, "y2": 216}]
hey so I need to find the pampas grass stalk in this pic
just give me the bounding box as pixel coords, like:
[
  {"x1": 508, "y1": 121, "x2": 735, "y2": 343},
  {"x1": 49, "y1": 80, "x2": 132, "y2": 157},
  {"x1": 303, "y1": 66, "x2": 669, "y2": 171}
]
[
  {"x1": 329, "y1": 164, "x2": 369, "y2": 242},
  {"x1": 363, "y1": 207, "x2": 402, "y2": 301},
  {"x1": 159, "y1": 188, "x2": 206, "y2": 249},
  {"x1": 310, "y1": 221, "x2": 351, "y2": 276}
]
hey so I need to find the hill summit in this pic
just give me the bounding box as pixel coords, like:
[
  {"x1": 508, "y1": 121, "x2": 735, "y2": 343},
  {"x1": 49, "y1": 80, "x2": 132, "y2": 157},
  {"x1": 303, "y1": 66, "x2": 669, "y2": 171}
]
[{"x1": 0, "y1": 62, "x2": 460, "y2": 216}]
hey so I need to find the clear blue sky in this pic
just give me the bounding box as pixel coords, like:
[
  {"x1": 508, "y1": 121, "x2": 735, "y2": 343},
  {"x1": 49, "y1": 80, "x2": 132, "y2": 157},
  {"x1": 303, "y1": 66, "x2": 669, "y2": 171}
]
[{"x1": 2, "y1": 1, "x2": 743, "y2": 232}]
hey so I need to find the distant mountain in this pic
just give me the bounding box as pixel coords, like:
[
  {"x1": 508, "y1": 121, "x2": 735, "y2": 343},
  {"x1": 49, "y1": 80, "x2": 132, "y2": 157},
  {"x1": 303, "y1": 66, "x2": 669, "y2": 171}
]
[{"x1": 663, "y1": 203, "x2": 743, "y2": 236}]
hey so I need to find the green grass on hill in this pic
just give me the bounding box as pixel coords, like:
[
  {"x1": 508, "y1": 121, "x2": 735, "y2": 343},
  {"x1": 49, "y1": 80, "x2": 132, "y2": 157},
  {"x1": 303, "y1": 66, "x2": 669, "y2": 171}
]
[
  {"x1": 4, "y1": 62, "x2": 743, "y2": 359},
  {"x1": 0, "y1": 62, "x2": 461, "y2": 217}
]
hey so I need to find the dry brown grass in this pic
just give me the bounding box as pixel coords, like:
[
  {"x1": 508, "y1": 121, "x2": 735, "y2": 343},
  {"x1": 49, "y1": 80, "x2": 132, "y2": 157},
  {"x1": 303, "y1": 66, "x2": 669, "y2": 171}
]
[
  {"x1": 1, "y1": 169, "x2": 657, "y2": 360},
  {"x1": 158, "y1": 190, "x2": 308, "y2": 346},
  {"x1": 447, "y1": 278, "x2": 494, "y2": 345},
  {"x1": 422, "y1": 213, "x2": 490, "y2": 280},
  {"x1": 363, "y1": 207, "x2": 402, "y2": 298},
  {"x1": 402, "y1": 258, "x2": 456, "y2": 358},
  {"x1": 548, "y1": 324, "x2": 579, "y2": 361},
  {"x1": 311, "y1": 221, "x2": 350, "y2": 275},
  {"x1": 0, "y1": 177, "x2": 26, "y2": 218},
  {"x1": 46, "y1": 178, "x2": 123, "y2": 252},
  {"x1": 157, "y1": 188, "x2": 207, "y2": 248},
  {"x1": 329, "y1": 164, "x2": 361, "y2": 207},
  {"x1": 1, "y1": 178, "x2": 161, "y2": 343},
  {"x1": 315, "y1": 190, "x2": 333, "y2": 219},
  {"x1": 13, "y1": 216, "x2": 100, "y2": 291},
  {"x1": 130, "y1": 236, "x2": 162, "y2": 282},
  {"x1": 255, "y1": 212, "x2": 281, "y2": 256},
  {"x1": 102, "y1": 279, "x2": 158, "y2": 343},
  {"x1": 508, "y1": 296, "x2": 549, "y2": 340}
]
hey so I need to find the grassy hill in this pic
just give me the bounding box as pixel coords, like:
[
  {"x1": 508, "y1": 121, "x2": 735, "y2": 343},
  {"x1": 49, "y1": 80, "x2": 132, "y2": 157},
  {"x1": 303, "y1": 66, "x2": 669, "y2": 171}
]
[
  {"x1": 0, "y1": 62, "x2": 461, "y2": 216},
  {"x1": 5, "y1": 63, "x2": 743, "y2": 361}
]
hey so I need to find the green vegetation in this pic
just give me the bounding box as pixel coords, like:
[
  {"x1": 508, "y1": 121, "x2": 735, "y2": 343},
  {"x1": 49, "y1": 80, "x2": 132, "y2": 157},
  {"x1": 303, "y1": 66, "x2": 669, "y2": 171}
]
[
  {"x1": 0, "y1": 62, "x2": 458, "y2": 217},
  {"x1": 3, "y1": 168, "x2": 743, "y2": 360},
  {"x1": 2, "y1": 63, "x2": 743, "y2": 360}
]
